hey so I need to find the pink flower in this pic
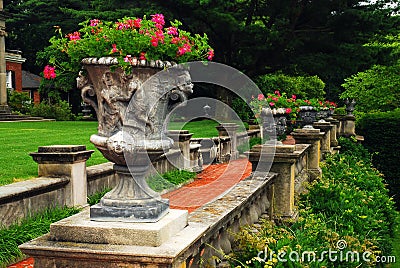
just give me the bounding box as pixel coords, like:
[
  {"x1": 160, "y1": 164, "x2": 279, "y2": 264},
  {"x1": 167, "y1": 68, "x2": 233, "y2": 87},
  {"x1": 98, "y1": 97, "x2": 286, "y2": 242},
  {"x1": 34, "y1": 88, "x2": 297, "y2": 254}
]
[
  {"x1": 171, "y1": 37, "x2": 180, "y2": 44},
  {"x1": 111, "y1": 44, "x2": 118, "y2": 53},
  {"x1": 151, "y1": 14, "x2": 165, "y2": 29},
  {"x1": 133, "y1": 18, "x2": 142, "y2": 28},
  {"x1": 269, "y1": 102, "x2": 275, "y2": 106},
  {"x1": 257, "y1": 94, "x2": 265, "y2": 100},
  {"x1": 90, "y1": 19, "x2": 100, "y2": 27},
  {"x1": 292, "y1": 94, "x2": 296, "y2": 100},
  {"x1": 272, "y1": 97, "x2": 278, "y2": 101},
  {"x1": 43, "y1": 65, "x2": 56, "y2": 79},
  {"x1": 167, "y1": 27, "x2": 178, "y2": 36},
  {"x1": 139, "y1": 52, "x2": 146, "y2": 60},
  {"x1": 177, "y1": 43, "x2": 191, "y2": 55},
  {"x1": 151, "y1": 36, "x2": 159, "y2": 47},
  {"x1": 67, "y1": 31, "x2": 81, "y2": 41},
  {"x1": 286, "y1": 108, "x2": 292, "y2": 114},
  {"x1": 155, "y1": 30, "x2": 164, "y2": 42},
  {"x1": 207, "y1": 49, "x2": 214, "y2": 60},
  {"x1": 274, "y1": 90, "x2": 281, "y2": 96}
]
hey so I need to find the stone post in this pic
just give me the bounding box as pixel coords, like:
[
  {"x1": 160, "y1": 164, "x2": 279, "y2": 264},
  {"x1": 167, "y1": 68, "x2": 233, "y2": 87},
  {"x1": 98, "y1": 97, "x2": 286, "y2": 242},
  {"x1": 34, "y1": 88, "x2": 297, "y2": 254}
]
[
  {"x1": 312, "y1": 121, "x2": 333, "y2": 158},
  {"x1": 247, "y1": 144, "x2": 302, "y2": 218},
  {"x1": 0, "y1": 1, "x2": 9, "y2": 112},
  {"x1": 168, "y1": 130, "x2": 193, "y2": 170},
  {"x1": 325, "y1": 117, "x2": 339, "y2": 147},
  {"x1": 291, "y1": 127, "x2": 324, "y2": 181},
  {"x1": 30, "y1": 145, "x2": 94, "y2": 207},
  {"x1": 216, "y1": 123, "x2": 239, "y2": 160}
]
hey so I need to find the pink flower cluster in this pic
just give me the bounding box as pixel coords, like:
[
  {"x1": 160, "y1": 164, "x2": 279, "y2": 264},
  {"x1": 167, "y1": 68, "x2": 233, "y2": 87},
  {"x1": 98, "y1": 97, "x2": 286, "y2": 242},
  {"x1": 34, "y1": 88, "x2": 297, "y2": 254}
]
[
  {"x1": 43, "y1": 65, "x2": 56, "y2": 79},
  {"x1": 151, "y1": 14, "x2": 165, "y2": 29},
  {"x1": 67, "y1": 32, "x2": 80, "y2": 41},
  {"x1": 116, "y1": 18, "x2": 142, "y2": 30},
  {"x1": 124, "y1": 52, "x2": 146, "y2": 63},
  {"x1": 90, "y1": 19, "x2": 100, "y2": 27}
]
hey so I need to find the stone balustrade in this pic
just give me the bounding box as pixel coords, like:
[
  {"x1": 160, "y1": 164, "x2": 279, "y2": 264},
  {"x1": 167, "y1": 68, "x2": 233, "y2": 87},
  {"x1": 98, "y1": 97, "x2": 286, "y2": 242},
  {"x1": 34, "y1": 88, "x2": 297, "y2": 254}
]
[
  {"x1": 12, "y1": 120, "x2": 355, "y2": 267},
  {"x1": 20, "y1": 173, "x2": 277, "y2": 268}
]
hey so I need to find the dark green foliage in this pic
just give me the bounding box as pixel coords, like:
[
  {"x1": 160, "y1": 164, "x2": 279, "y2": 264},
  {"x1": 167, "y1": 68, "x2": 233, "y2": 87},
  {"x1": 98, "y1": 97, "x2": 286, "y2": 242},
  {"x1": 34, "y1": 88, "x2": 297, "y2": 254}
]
[
  {"x1": 87, "y1": 187, "x2": 112, "y2": 206},
  {"x1": 231, "y1": 138, "x2": 397, "y2": 267},
  {"x1": 357, "y1": 109, "x2": 400, "y2": 208},
  {"x1": 29, "y1": 100, "x2": 75, "y2": 121},
  {"x1": 5, "y1": 0, "x2": 400, "y2": 102},
  {"x1": 231, "y1": 97, "x2": 252, "y2": 122},
  {"x1": 0, "y1": 206, "x2": 80, "y2": 267},
  {"x1": 237, "y1": 137, "x2": 262, "y2": 154}
]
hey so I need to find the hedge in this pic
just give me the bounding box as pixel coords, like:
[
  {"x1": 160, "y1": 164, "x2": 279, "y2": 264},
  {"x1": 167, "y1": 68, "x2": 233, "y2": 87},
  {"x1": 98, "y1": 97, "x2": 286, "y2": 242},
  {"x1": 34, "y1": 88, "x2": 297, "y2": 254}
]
[{"x1": 357, "y1": 109, "x2": 400, "y2": 208}]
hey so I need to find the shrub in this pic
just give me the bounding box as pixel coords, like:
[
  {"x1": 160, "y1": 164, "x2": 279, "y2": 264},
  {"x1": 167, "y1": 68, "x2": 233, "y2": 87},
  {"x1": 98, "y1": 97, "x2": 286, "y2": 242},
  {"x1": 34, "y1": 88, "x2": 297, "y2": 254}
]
[
  {"x1": 255, "y1": 72, "x2": 326, "y2": 100},
  {"x1": 8, "y1": 90, "x2": 33, "y2": 114},
  {"x1": 357, "y1": 109, "x2": 400, "y2": 208},
  {"x1": 230, "y1": 139, "x2": 397, "y2": 267},
  {"x1": 30, "y1": 100, "x2": 75, "y2": 121}
]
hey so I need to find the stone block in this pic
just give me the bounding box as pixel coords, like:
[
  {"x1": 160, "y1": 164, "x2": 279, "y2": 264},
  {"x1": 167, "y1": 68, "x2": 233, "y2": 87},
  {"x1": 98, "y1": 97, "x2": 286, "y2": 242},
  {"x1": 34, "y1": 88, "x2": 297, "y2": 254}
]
[{"x1": 50, "y1": 208, "x2": 188, "y2": 247}]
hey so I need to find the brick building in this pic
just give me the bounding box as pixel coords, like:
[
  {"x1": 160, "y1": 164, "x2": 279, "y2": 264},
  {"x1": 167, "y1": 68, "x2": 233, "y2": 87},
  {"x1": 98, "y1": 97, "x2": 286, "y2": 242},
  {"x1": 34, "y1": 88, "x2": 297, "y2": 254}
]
[{"x1": 5, "y1": 50, "x2": 40, "y2": 104}]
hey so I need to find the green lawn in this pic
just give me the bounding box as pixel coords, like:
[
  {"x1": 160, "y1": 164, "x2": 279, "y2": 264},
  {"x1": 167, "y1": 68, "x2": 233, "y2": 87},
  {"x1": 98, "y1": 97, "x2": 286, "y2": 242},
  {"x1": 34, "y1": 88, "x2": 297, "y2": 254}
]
[
  {"x1": 0, "y1": 121, "x2": 107, "y2": 185},
  {"x1": 0, "y1": 119, "x2": 233, "y2": 185}
]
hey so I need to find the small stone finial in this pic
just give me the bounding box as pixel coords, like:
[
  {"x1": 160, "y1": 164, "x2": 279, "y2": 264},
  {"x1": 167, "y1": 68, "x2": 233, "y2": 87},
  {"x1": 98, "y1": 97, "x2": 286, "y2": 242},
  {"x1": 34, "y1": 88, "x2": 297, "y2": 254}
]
[
  {"x1": 203, "y1": 104, "x2": 211, "y2": 116},
  {"x1": 344, "y1": 98, "x2": 356, "y2": 116}
]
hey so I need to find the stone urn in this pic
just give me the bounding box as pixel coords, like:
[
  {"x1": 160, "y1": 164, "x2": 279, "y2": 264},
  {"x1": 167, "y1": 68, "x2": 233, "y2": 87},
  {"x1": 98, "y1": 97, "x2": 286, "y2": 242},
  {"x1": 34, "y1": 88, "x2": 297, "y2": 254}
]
[
  {"x1": 77, "y1": 57, "x2": 193, "y2": 222},
  {"x1": 261, "y1": 107, "x2": 288, "y2": 144},
  {"x1": 316, "y1": 108, "x2": 330, "y2": 121},
  {"x1": 298, "y1": 106, "x2": 317, "y2": 127}
]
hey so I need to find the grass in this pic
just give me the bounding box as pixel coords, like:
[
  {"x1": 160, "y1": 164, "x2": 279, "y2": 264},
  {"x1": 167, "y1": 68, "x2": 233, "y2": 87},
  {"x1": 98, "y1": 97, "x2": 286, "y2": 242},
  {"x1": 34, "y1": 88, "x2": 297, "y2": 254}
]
[
  {"x1": 393, "y1": 214, "x2": 400, "y2": 267},
  {"x1": 0, "y1": 206, "x2": 81, "y2": 267},
  {"x1": 0, "y1": 121, "x2": 107, "y2": 185},
  {"x1": 168, "y1": 119, "x2": 220, "y2": 138}
]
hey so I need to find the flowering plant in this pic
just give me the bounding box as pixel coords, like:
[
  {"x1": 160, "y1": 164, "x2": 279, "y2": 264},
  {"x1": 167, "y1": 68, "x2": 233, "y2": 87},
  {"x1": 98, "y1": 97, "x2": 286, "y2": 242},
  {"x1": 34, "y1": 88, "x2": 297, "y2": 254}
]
[
  {"x1": 41, "y1": 14, "x2": 214, "y2": 79},
  {"x1": 296, "y1": 98, "x2": 337, "y2": 111},
  {"x1": 250, "y1": 90, "x2": 337, "y2": 121},
  {"x1": 250, "y1": 91, "x2": 298, "y2": 121}
]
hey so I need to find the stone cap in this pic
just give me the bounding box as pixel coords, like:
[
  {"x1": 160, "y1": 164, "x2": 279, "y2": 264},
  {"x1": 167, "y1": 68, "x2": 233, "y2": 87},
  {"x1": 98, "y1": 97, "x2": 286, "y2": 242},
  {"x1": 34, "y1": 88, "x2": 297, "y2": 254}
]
[
  {"x1": 31, "y1": 145, "x2": 94, "y2": 164},
  {"x1": 216, "y1": 123, "x2": 239, "y2": 136},
  {"x1": 38, "y1": 145, "x2": 87, "y2": 153},
  {"x1": 246, "y1": 144, "x2": 310, "y2": 164},
  {"x1": 168, "y1": 130, "x2": 193, "y2": 142}
]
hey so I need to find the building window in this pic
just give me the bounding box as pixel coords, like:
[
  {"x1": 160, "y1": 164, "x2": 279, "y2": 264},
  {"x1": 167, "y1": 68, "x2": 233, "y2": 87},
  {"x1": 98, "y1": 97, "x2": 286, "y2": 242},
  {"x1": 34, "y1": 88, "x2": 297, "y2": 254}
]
[{"x1": 6, "y1": 71, "x2": 15, "y2": 90}]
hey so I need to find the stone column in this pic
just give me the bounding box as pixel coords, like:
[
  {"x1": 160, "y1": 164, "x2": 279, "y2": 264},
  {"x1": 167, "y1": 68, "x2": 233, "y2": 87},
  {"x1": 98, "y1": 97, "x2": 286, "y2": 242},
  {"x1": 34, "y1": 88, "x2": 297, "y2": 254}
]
[
  {"x1": 291, "y1": 127, "x2": 324, "y2": 181},
  {"x1": 168, "y1": 130, "x2": 193, "y2": 170},
  {"x1": 216, "y1": 123, "x2": 239, "y2": 160},
  {"x1": 313, "y1": 121, "x2": 333, "y2": 158},
  {"x1": 247, "y1": 144, "x2": 303, "y2": 218},
  {"x1": 0, "y1": 1, "x2": 9, "y2": 112},
  {"x1": 325, "y1": 117, "x2": 339, "y2": 147},
  {"x1": 30, "y1": 145, "x2": 94, "y2": 207}
]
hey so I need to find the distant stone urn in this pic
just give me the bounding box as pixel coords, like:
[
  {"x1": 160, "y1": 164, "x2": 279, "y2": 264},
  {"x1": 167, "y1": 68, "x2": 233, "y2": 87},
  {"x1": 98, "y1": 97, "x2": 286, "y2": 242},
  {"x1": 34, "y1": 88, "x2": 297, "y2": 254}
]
[{"x1": 77, "y1": 57, "x2": 193, "y2": 222}]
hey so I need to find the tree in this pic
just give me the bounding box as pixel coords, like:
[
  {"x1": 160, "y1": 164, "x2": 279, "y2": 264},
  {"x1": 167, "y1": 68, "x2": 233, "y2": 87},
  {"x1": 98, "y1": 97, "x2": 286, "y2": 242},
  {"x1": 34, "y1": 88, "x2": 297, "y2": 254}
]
[{"x1": 255, "y1": 72, "x2": 326, "y2": 99}]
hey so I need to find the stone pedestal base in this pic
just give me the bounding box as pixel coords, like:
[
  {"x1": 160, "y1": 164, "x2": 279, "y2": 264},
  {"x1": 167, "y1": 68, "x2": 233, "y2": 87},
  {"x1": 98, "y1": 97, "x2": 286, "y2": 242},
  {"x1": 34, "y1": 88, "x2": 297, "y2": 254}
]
[
  {"x1": 51, "y1": 208, "x2": 187, "y2": 247},
  {"x1": 90, "y1": 198, "x2": 170, "y2": 223}
]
